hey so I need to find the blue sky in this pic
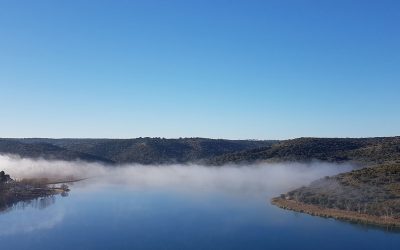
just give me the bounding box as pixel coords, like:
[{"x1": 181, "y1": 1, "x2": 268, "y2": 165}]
[{"x1": 0, "y1": 0, "x2": 399, "y2": 139}]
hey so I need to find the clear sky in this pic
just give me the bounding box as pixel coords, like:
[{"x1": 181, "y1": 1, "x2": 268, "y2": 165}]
[{"x1": 0, "y1": 0, "x2": 399, "y2": 139}]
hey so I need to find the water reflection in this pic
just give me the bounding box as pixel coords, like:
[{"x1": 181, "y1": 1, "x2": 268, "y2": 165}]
[
  {"x1": 0, "y1": 196, "x2": 65, "y2": 236},
  {"x1": 1, "y1": 164, "x2": 400, "y2": 250},
  {"x1": 0, "y1": 195, "x2": 56, "y2": 213}
]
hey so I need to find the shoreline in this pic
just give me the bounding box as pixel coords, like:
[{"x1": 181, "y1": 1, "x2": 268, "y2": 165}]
[
  {"x1": 0, "y1": 176, "x2": 72, "y2": 212},
  {"x1": 271, "y1": 197, "x2": 400, "y2": 229}
]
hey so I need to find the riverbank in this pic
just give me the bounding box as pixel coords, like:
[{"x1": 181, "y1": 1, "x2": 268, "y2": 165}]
[
  {"x1": 0, "y1": 174, "x2": 73, "y2": 211},
  {"x1": 271, "y1": 197, "x2": 400, "y2": 229}
]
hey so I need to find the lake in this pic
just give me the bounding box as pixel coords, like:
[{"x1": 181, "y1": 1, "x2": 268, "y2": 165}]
[{"x1": 0, "y1": 164, "x2": 399, "y2": 250}]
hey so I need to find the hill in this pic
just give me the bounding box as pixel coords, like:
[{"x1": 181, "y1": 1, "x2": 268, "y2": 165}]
[
  {"x1": 2, "y1": 137, "x2": 399, "y2": 166},
  {"x1": 207, "y1": 137, "x2": 400, "y2": 166},
  {"x1": 0, "y1": 138, "x2": 276, "y2": 164},
  {"x1": 0, "y1": 140, "x2": 113, "y2": 163},
  {"x1": 272, "y1": 162, "x2": 400, "y2": 227}
]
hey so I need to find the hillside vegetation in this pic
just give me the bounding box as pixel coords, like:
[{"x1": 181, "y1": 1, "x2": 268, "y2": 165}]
[
  {"x1": 1, "y1": 137, "x2": 399, "y2": 166},
  {"x1": 251, "y1": 137, "x2": 400, "y2": 227},
  {"x1": 0, "y1": 138, "x2": 276, "y2": 165},
  {"x1": 0, "y1": 140, "x2": 113, "y2": 163},
  {"x1": 208, "y1": 137, "x2": 400, "y2": 166},
  {"x1": 283, "y1": 163, "x2": 400, "y2": 217}
]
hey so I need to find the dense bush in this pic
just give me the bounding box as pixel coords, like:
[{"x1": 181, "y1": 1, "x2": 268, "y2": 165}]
[
  {"x1": 208, "y1": 137, "x2": 400, "y2": 165},
  {"x1": 284, "y1": 163, "x2": 400, "y2": 218}
]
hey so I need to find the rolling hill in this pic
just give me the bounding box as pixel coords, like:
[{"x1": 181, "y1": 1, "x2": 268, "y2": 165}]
[
  {"x1": 207, "y1": 137, "x2": 400, "y2": 166},
  {"x1": 0, "y1": 138, "x2": 277, "y2": 164}
]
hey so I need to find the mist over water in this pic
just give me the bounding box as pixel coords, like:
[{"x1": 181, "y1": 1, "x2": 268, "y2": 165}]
[
  {"x1": 1, "y1": 154, "x2": 400, "y2": 250},
  {"x1": 0, "y1": 154, "x2": 354, "y2": 196}
]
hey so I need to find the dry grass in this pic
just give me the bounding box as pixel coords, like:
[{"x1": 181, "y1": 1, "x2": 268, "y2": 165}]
[{"x1": 271, "y1": 197, "x2": 400, "y2": 228}]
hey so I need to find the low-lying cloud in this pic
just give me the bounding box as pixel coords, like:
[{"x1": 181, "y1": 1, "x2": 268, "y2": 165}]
[{"x1": 0, "y1": 154, "x2": 354, "y2": 196}]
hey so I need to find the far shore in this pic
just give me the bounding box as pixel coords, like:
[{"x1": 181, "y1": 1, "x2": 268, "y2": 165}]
[{"x1": 271, "y1": 197, "x2": 400, "y2": 229}]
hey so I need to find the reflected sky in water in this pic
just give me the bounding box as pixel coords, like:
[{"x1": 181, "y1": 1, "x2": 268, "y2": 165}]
[{"x1": 0, "y1": 165, "x2": 399, "y2": 250}]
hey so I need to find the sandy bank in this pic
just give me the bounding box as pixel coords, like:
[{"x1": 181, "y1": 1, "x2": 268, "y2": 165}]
[{"x1": 271, "y1": 197, "x2": 400, "y2": 229}]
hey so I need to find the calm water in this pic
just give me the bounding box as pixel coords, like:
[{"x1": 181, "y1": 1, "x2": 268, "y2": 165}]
[
  {"x1": 0, "y1": 164, "x2": 399, "y2": 250},
  {"x1": 0, "y1": 184, "x2": 399, "y2": 250}
]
